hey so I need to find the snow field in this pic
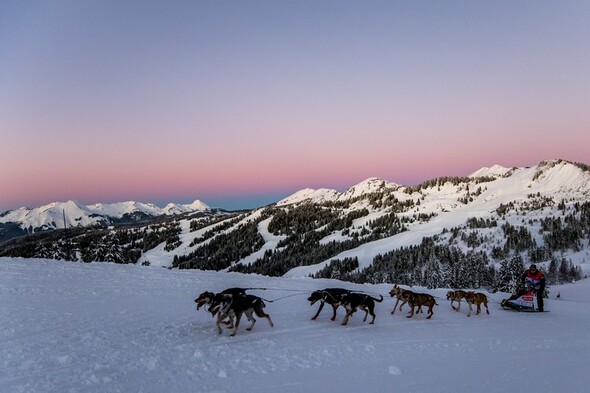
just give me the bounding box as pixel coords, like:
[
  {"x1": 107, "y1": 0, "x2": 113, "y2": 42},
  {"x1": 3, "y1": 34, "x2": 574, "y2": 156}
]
[{"x1": 1, "y1": 257, "x2": 589, "y2": 393}]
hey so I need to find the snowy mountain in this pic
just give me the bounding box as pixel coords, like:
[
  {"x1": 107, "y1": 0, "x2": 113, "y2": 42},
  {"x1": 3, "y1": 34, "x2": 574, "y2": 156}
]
[
  {"x1": 277, "y1": 177, "x2": 400, "y2": 205},
  {"x1": 0, "y1": 199, "x2": 210, "y2": 235},
  {"x1": 2, "y1": 159, "x2": 589, "y2": 282},
  {"x1": 1, "y1": 257, "x2": 589, "y2": 393}
]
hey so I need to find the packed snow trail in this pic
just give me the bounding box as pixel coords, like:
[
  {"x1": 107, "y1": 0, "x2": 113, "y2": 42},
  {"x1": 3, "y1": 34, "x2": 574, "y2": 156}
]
[{"x1": 1, "y1": 257, "x2": 589, "y2": 393}]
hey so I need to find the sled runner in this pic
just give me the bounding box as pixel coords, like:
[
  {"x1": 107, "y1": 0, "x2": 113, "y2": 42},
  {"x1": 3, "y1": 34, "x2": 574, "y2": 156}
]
[{"x1": 501, "y1": 290, "x2": 539, "y2": 312}]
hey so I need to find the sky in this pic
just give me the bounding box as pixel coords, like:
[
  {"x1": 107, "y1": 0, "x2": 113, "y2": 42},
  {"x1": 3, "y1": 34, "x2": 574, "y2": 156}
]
[{"x1": 1, "y1": 1, "x2": 589, "y2": 212}]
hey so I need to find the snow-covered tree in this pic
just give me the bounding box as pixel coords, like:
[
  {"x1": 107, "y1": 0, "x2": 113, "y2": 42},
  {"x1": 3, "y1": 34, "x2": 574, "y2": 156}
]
[{"x1": 496, "y1": 255, "x2": 524, "y2": 293}]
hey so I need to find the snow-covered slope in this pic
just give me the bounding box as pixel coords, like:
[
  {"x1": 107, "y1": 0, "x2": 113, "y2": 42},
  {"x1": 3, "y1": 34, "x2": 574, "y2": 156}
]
[
  {"x1": 284, "y1": 160, "x2": 590, "y2": 276},
  {"x1": 1, "y1": 257, "x2": 588, "y2": 393}
]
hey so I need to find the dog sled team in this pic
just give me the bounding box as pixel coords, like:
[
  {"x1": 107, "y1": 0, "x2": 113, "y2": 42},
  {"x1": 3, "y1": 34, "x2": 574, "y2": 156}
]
[
  {"x1": 195, "y1": 284, "x2": 493, "y2": 336},
  {"x1": 195, "y1": 264, "x2": 545, "y2": 336}
]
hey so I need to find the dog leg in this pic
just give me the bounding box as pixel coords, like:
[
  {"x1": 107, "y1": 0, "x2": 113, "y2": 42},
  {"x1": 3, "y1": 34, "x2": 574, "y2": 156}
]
[
  {"x1": 254, "y1": 306, "x2": 274, "y2": 328},
  {"x1": 466, "y1": 301, "x2": 472, "y2": 317},
  {"x1": 230, "y1": 312, "x2": 243, "y2": 337},
  {"x1": 311, "y1": 302, "x2": 324, "y2": 320},
  {"x1": 361, "y1": 306, "x2": 369, "y2": 322},
  {"x1": 265, "y1": 314, "x2": 274, "y2": 327},
  {"x1": 342, "y1": 308, "x2": 353, "y2": 325},
  {"x1": 407, "y1": 305, "x2": 415, "y2": 318},
  {"x1": 216, "y1": 312, "x2": 227, "y2": 334},
  {"x1": 426, "y1": 305, "x2": 433, "y2": 319},
  {"x1": 391, "y1": 299, "x2": 400, "y2": 314},
  {"x1": 341, "y1": 312, "x2": 350, "y2": 326},
  {"x1": 245, "y1": 309, "x2": 256, "y2": 331},
  {"x1": 484, "y1": 301, "x2": 490, "y2": 315},
  {"x1": 330, "y1": 304, "x2": 338, "y2": 321}
]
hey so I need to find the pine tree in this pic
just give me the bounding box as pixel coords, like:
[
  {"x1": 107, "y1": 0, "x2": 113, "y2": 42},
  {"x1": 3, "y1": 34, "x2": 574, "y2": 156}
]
[
  {"x1": 424, "y1": 257, "x2": 444, "y2": 289},
  {"x1": 496, "y1": 255, "x2": 524, "y2": 293},
  {"x1": 558, "y1": 258, "x2": 570, "y2": 283},
  {"x1": 547, "y1": 257, "x2": 559, "y2": 284}
]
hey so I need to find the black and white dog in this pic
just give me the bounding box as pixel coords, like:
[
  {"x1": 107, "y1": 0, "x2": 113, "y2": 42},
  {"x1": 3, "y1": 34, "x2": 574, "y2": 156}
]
[
  {"x1": 195, "y1": 288, "x2": 249, "y2": 329},
  {"x1": 209, "y1": 293, "x2": 274, "y2": 336},
  {"x1": 308, "y1": 288, "x2": 351, "y2": 321},
  {"x1": 337, "y1": 293, "x2": 384, "y2": 326},
  {"x1": 195, "y1": 287, "x2": 248, "y2": 313}
]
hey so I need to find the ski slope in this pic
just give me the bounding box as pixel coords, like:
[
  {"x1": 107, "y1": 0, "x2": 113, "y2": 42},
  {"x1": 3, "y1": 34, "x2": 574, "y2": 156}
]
[{"x1": 1, "y1": 257, "x2": 589, "y2": 393}]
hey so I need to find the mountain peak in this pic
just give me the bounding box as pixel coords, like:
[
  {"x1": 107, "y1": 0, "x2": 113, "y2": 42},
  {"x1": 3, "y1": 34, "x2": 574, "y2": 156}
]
[
  {"x1": 469, "y1": 164, "x2": 511, "y2": 178},
  {"x1": 340, "y1": 177, "x2": 399, "y2": 200},
  {"x1": 277, "y1": 188, "x2": 340, "y2": 206}
]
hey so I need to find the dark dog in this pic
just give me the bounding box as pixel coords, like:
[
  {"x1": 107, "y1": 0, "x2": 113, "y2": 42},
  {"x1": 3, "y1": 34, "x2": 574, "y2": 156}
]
[
  {"x1": 210, "y1": 293, "x2": 274, "y2": 336},
  {"x1": 195, "y1": 288, "x2": 249, "y2": 329},
  {"x1": 406, "y1": 292, "x2": 437, "y2": 319},
  {"x1": 195, "y1": 287, "x2": 248, "y2": 314},
  {"x1": 337, "y1": 293, "x2": 384, "y2": 325},
  {"x1": 308, "y1": 288, "x2": 351, "y2": 320}
]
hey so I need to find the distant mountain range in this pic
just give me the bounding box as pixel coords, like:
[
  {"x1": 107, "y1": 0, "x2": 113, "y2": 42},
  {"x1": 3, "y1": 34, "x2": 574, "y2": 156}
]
[
  {"x1": 0, "y1": 199, "x2": 210, "y2": 242},
  {"x1": 1, "y1": 159, "x2": 589, "y2": 287}
]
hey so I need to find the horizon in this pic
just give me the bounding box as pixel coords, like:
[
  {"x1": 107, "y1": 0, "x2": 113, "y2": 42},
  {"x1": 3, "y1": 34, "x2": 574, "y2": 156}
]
[
  {"x1": 2, "y1": 158, "x2": 585, "y2": 214},
  {"x1": 2, "y1": 2, "x2": 590, "y2": 213}
]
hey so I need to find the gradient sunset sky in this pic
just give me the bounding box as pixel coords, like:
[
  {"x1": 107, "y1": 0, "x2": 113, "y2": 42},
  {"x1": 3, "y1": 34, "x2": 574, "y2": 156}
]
[{"x1": 1, "y1": 1, "x2": 589, "y2": 212}]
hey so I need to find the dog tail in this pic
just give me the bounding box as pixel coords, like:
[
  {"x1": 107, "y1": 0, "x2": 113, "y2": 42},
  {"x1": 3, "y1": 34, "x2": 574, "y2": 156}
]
[{"x1": 373, "y1": 295, "x2": 384, "y2": 303}]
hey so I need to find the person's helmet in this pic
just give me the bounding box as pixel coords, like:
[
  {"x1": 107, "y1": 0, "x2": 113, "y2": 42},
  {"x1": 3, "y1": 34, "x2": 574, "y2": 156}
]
[{"x1": 530, "y1": 264, "x2": 537, "y2": 270}]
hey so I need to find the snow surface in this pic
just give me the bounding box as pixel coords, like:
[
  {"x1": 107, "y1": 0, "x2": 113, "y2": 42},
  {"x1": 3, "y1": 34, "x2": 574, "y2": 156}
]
[{"x1": 1, "y1": 257, "x2": 589, "y2": 393}]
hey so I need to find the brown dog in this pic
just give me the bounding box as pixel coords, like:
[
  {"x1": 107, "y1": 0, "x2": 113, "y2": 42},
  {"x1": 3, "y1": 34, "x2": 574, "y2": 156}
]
[
  {"x1": 389, "y1": 285, "x2": 422, "y2": 315},
  {"x1": 446, "y1": 290, "x2": 468, "y2": 312},
  {"x1": 406, "y1": 292, "x2": 437, "y2": 319},
  {"x1": 464, "y1": 291, "x2": 490, "y2": 317}
]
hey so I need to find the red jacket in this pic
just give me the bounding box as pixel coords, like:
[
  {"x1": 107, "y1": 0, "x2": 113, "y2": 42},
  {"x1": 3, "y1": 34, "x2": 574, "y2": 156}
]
[{"x1": 522, "y1": 269, "x2": 545, "y2": 290}]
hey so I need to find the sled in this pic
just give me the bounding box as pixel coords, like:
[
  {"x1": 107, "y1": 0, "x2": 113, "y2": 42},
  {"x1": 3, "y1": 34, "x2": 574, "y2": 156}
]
[{"x1": 501, "y1": 290, "x2": 539, "y2": 312}]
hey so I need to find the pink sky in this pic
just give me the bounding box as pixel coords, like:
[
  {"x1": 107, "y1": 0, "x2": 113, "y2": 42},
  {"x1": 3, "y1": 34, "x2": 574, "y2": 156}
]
[{"x1": 1, "y1": 1, "x2": 589, "y2": 211}]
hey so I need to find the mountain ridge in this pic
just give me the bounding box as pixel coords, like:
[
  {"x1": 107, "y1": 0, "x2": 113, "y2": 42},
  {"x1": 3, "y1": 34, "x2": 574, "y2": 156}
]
[{"x1": 2, "y1": 158, "x2": 589, "y2": 284}]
